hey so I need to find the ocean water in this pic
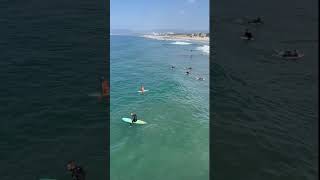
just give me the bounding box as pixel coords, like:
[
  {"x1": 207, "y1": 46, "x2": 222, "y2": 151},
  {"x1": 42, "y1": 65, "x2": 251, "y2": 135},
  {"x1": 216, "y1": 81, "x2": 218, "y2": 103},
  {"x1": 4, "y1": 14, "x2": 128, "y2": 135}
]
[
  {"x1": 211, "y1": 0, "x2": 318, "y2": 179},
  {"x1": 0, "y1": 0, "x2": 107, "y2": 179},
  {"x1": 110, "y1": 35, "x2": 209, "y2": 180}
]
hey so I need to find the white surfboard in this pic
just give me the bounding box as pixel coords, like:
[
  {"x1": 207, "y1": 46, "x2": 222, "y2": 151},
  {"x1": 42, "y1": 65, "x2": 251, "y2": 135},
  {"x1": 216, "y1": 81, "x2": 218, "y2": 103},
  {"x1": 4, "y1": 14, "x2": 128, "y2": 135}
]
[
  {"x1": 240, "y1": 36, "x2": 254, "y2": 41},
  {"x1": 273, "y1": 51, "x2": 304, "y2": 60},
  {"x1": 137, "y1": 89, "x2": 149, "y2": 93},
  {"x1": 122, "y1": 118, "x2": 147, "y2": 125}
]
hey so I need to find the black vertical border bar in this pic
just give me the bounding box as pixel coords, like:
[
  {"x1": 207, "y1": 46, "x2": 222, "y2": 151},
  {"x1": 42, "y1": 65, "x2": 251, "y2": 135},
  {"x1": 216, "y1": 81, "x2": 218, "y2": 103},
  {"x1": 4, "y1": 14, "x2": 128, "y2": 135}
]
[{"x1": 105, "y1": 0, "x2": 110, "y2": 179}]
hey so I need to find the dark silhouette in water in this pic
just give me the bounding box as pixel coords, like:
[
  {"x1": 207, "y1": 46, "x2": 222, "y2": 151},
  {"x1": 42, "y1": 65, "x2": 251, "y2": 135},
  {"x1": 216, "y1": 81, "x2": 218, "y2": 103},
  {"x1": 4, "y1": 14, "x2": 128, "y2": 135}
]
[
  {"x1": 101, "y1": 76, "x2": 109, "y2": 97},
  {"x1": 243, "y1": 29, "x2": 253, "y2": 40},
  {"x1": 66, "y1": 160, "x2": 86, "y2": 180},
  {"x1": 130, "y1": 112, "x2": 137, "y2": 126},
  {"x1": 248, "y1": 17, "x2": 263, "y2": 24}
]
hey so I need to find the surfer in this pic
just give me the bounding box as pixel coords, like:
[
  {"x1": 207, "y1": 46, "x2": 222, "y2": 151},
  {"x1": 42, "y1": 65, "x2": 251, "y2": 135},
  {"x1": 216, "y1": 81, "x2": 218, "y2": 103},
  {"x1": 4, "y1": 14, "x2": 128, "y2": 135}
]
[
  {"x1": 101, "y1": 76, "x2": 109, "y2": 97},
  {"x1": 66, "y1": 160, "x2": 86, "y2": 180},
  {"x1": 140, "y1": 85, "x2": 145, "y2": 94},
  {"x1": 282, "y1": 50, "x2": 298, "y2": 57},
  {"x1": 292, "y1": 50, "x2": 299, "y2": 57},
  {"x1": 197, "y1": 77, "x2": 204, "y2": 81},
  {"x1": 186, "y1": 71, "x2": 190, "y2": 75},
  {"x1": 248, "y1": 17, "x2": 263, "y2": 24},
  {"x1": 130, "y1": 112, "x2": 137, "y2": 125},
  {"x1": 282, "y1": 50, "x2": 291, "y2": 57},
  {"x1": 171, "y1": 65, "x2": 175, "y2": 69},
  {"x1": 243, "y1": 29, "x2": 253, "y2": 40}
]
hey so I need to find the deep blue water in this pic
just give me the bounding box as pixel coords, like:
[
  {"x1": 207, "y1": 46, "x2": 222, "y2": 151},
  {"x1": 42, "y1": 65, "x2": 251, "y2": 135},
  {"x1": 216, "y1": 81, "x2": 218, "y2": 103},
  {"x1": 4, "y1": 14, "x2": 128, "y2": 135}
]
[
  {"x1": 0, "y1": 0, "x2": 107, "y2": 179},
  {"x1": 211, "y1": 0, "x2": 318, "y2": 179}
]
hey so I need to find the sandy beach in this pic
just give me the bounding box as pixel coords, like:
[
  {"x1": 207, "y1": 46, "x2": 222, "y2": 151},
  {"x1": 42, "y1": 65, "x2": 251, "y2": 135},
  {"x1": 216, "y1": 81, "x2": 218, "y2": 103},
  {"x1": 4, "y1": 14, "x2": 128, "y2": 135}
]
[{"x1": 142, "y1": 34, "x2": 209, "y2": 43}]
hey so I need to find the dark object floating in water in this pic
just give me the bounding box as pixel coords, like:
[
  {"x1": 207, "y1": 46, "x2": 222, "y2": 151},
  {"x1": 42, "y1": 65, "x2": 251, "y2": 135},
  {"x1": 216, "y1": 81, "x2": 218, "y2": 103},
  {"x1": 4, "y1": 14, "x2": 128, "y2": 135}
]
[
  {"x1": 240, "y1": 36, "x2": 254, "y2": 41},
  {"x1": 247, "y1": 17, "x2": 264, "y2": 25},
  {"x1": 248, "y1": 20, "x2": 264, "y2": 25},
  {"x1": 273, "y1": 50, "x2": 304, "y2": 60}
]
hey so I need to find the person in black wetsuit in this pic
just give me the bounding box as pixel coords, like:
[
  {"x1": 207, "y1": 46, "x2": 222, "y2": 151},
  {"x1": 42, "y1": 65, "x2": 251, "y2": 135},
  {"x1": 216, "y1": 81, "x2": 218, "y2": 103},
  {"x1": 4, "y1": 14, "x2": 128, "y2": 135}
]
[
  {"x1": 283, "y1": 50, "x2": 292, "y2": 57},
  {"x1": 130, "y1": 112, "x2": 137, "y2": 125},
  {"x1": 244, "y1": 29, "x2": 253, "y2": 40},
  {"x1": 249, "y1": 17, "x2": 263, "y2": 24},
  {"x1": 254, "y1": 17, "x2": 262, "y2": 23},
  {"x1": 67, "y1": 160, "x2": 86, "y2": 180},
  {"x1": 292, "y1": 50, "x2": 299, "y2": 57}
]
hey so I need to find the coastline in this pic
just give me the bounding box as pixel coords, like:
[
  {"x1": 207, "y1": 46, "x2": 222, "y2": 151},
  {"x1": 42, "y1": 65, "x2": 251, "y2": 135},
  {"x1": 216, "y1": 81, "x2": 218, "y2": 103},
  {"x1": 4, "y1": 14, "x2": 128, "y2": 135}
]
[{"x1": 142, "y1": 34, "x2": 209, "y2": 43}]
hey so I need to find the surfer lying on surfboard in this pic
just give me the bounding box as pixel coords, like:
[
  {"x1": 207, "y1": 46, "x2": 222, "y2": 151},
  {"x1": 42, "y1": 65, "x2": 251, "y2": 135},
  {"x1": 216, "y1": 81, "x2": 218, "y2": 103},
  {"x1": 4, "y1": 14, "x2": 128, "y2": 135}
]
[
  {"x1": 242, "y1": 29, "x2": 254, "y2": 40},
  {"x1": 281, "y1": 50, "x2": 300, "y2": 57},
  {"x1": 66, "y1": 160, "x2": 86, "y2": 180},
  {"x1": 248, "y1": 17, "x2": 263, "y2": 24},
  {"x1": 273, "y1": 49, "x2": 304, "y2": 59}
]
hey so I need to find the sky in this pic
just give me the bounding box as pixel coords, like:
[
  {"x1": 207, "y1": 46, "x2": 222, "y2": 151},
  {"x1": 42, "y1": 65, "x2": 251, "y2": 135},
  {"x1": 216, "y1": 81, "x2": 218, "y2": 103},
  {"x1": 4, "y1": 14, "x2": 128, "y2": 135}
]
[{"x1": 111, "y1": 0, "x2": 209, "y2": 32}]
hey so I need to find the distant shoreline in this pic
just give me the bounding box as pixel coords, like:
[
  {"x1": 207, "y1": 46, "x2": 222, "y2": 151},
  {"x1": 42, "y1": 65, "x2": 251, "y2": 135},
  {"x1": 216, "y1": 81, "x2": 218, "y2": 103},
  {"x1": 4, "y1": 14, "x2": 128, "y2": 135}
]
[{"x1": 142, "y1": 34, "x2": 209, "y2": 43}]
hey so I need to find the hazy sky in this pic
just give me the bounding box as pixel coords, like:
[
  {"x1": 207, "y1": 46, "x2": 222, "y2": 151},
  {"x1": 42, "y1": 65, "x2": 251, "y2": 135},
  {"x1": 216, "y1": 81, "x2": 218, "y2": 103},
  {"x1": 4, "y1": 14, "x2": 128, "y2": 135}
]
[{"x1": 111, "y1": 0, "x2": 209, "y2": 31}]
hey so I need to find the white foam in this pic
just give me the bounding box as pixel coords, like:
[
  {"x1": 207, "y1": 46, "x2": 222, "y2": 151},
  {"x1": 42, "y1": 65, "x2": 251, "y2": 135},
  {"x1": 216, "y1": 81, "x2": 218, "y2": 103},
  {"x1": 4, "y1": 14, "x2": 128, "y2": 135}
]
[
  {"x1": 171, "y1": 41, "x2": 192, "y2": 45},
  {"x1": 196, "y1": 45, "x2": 210, "y2": 54}
]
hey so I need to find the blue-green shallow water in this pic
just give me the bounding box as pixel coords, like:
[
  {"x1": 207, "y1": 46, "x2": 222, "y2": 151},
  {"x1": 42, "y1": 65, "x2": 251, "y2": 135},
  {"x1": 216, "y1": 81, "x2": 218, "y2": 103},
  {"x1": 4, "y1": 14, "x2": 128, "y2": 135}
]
[
  {"x1": 0, "y1": 0, "x2": 107, "y2": 179},
  {"x1": 110, "y1": 36, "x2": 209, "y2": 180}
]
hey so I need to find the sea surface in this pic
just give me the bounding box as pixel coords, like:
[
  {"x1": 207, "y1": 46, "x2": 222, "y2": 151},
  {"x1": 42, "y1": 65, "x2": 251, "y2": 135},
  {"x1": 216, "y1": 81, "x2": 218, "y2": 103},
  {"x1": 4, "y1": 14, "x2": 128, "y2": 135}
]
[
  {"x1": 0, "y1": 0, "x2": 107, "y2": 179},
  {"x1": 110, "y1": 35, "x2": 209, "y2": 180},
  {"x1": 211, "y1": 0, "x2": 318, "y2": 179}
]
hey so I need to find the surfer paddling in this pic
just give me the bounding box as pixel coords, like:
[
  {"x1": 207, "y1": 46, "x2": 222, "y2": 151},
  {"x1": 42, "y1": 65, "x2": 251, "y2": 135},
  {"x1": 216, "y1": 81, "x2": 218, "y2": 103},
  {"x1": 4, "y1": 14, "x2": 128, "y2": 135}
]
[
  {"x1": 274, "y1": 49, "x2": 304, "y2": 59},
  {"x1": 242, "y1": 29, "x2": 253, "y2": 40},
  {"x1": 66, "y1": 160, "x2": 86, "y2": 180},
  {"x1": 101, "y1": 77, "x2": 109, "y2": 97},
  {"x1": 196, "y1": 77, "x2": 205, "y2": 81},
  {"x1": 248, "y1": 17, "x2": 263, "y2": 24}
]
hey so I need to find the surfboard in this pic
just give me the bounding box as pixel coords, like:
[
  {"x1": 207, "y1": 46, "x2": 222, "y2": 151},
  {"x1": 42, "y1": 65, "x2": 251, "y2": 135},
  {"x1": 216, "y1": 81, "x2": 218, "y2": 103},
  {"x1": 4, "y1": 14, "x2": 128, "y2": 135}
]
[
  {"x1": 273, "y1": 51, "x2": 304, "y2": 59},
  {"x1": 283, "y1": 54, "x2": 304, "y2": 59},
  {"x1": 240, "y1": 36, "x2": 254, "y2": 41},
  {"x1": 196, "y1": 78, "x2": 205, "y2": 81},
  {"x1": 122, "y1": 118, "x2": 147, "y2": 124},
  {"x1": 248, "y1": 21, "x2": 263, "y2": 25},
  {"x1": 137, "y1": 90, "x2": 149, "y2": 93}
]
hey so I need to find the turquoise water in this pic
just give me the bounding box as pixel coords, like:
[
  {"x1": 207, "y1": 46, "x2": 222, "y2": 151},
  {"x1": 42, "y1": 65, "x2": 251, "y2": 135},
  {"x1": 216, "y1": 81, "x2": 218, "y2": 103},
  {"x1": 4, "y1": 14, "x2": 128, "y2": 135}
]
[{"x1": 110, "y1": 35, "x2": 209, "y2": 180}]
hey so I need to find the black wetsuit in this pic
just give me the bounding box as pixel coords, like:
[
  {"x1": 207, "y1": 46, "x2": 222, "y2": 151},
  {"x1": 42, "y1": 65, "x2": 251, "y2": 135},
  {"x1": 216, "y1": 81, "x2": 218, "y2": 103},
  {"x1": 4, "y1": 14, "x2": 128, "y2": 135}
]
[
  {"x1": 245, "y1": 32, "x2": 252, "y2": 39},
  {"x1": 131, "y1": 114, "x2": 137, "y2": 123},
  {"x1": 71, "y1": 166, "x2": 85, "y2": 180},
  {"x1": 255, "y1": 19, "x2": 261, "y2": 23},
  {"x1": 283, "y1": 51, "x2": 291, "y2": 57}
]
